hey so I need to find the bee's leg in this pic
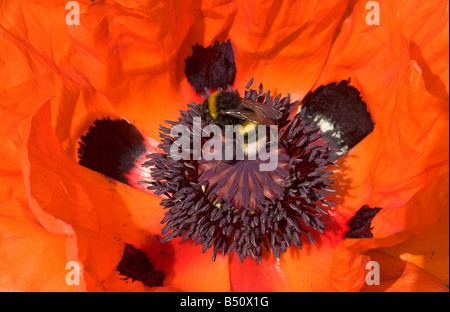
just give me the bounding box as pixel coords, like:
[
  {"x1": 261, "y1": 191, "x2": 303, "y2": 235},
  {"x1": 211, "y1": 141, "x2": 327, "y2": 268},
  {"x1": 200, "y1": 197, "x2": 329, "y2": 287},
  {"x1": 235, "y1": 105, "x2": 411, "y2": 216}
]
[{"x1": 213, "y1": 160, "x2": 222, "y2": 171}]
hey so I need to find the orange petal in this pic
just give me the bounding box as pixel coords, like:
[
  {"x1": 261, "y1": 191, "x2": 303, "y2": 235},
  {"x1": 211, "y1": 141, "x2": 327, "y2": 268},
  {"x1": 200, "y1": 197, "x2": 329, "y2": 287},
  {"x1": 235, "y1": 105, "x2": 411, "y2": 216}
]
[
  {"x1": 281, "y1": 211, "x2": 349, "y2": 291},
  {"x1": 0, "y1": 1, "x2": 194, "y2": 148},
  {"x1": 99, "y1": 270, "x2": 182, "y2": 292},
  {"x1": 371, "y1": 173, "x2": 449, "y2": 242},
  {"x1": 377, "y1": 218, "x2": 449, "y2": 286},
  {"x1": 228, "y1": 252, "x2": 291, "y2": 292},
  {"x1": 391, "y1": 0, "x2": 449, "y2": 101},
  {"x1": 25, "y1": 100, "x2": 233, "y2": 292},
  {"x1": 22, "y1": 99, "x2": 177, "y2": 290},
  {"x1": 316, "y1": 0, "x2": 449, "y2": 215},
  {"x1": 147, "y1": 239, "x2": 231, "y2": 292},
  {"x1": 3, "y1": 0, "x2": 447, "y2": 293},
  {"x1": 62, "y1": 0, "x2": 211, "y2": 140},
  {"x1": 374, "y1": 173, "x2": 449, "y2": 285},
  {"x1": 330, "y1": 173, "x2": 449, "y2": 291},
  {"x1": 281, "y1": 242, "x2": 340, "y2": 291},
  {"x1": 229, "y1": 0, "x2": 352, "y2": 101},
  {"x1": 0, "y1": 175, "x2": 83, "y2": 291},
  {"x1": 361, "y1": 250, "x2": 448, "y2": 292},
  {"x1": 330, "y1": 243, "x2": 371, "y2": 292}
]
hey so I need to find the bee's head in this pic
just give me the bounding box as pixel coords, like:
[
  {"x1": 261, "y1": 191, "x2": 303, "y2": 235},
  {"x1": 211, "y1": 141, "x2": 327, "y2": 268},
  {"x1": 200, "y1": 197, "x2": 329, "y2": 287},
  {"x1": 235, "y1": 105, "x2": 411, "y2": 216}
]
[
  {"x1": 205, "y1": 91, "x2": 240, "y2": 120},
  {"x1": 215, "y1": 91, "x2": 241, "y2": 111}
]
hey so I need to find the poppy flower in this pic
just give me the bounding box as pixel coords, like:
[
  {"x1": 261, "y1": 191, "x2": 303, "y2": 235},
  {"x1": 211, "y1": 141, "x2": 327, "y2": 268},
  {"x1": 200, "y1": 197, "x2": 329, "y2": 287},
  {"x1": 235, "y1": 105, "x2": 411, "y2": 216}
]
[{"x1": 0, "y1": 0, "x2": 448, "y2": 292}]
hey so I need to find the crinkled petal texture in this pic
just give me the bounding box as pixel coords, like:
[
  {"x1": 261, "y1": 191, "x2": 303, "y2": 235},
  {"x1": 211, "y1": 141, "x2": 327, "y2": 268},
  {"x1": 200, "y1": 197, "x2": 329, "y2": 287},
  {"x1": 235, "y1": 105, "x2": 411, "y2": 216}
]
[
  {"x1": 0, "y1": 0, "x2": 448, "y2": 292},
  {"x1": 316, "y1": 0, "x2": 449, "y2": 290}
]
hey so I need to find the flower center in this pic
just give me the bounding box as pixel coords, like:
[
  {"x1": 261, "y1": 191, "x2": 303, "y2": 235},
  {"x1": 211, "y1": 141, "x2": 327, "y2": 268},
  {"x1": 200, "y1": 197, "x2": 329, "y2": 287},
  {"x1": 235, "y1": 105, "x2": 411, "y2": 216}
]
[
  {"x1": 145, "y1": 80, "x2": 337, "y2": 263},
  {"x1": 197, "y1": 147, "x2": 290, "y2": 213}
]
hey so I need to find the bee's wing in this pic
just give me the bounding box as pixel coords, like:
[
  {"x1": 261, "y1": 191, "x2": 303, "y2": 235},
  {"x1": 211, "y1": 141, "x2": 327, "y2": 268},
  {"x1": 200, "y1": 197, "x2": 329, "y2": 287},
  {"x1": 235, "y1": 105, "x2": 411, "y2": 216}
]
[{"x1": 221, "y1": 99, "x2": 282, "y2": 125}]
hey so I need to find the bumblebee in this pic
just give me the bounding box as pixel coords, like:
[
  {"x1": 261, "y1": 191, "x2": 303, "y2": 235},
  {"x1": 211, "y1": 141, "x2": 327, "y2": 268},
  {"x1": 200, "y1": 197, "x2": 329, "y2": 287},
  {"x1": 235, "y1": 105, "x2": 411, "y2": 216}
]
[
  {"x1": 201, "y1": 90, "x2": 281, "y2": 160},
  {"x1": 202, "y1": 90, "x2": 281, "y2": 133}
]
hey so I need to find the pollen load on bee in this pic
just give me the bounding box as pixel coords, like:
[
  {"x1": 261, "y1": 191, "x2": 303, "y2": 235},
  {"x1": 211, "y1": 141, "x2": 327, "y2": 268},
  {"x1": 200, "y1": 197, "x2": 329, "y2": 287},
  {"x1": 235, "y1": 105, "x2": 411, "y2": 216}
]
[{"x1": 169, "y1": 117, "x2": 279, "y2": 171}]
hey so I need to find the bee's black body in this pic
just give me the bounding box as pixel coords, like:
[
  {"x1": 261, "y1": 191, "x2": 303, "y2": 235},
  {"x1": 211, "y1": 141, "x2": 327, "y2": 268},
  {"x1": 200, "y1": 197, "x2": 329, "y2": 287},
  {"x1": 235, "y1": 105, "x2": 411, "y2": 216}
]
[{"x1": 202, "y1": 91, "x2": 281, "y2": 130}]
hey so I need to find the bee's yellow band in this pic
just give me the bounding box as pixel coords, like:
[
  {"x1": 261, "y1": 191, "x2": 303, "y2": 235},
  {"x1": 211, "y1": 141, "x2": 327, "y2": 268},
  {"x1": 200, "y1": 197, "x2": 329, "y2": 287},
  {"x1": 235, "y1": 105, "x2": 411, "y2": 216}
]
[
  {"x1": 239, "y1": 121, "x2": 257, "y2": 135},
  {"x1": 208, "y1": 91, "x2": 221, "y2": 120}
]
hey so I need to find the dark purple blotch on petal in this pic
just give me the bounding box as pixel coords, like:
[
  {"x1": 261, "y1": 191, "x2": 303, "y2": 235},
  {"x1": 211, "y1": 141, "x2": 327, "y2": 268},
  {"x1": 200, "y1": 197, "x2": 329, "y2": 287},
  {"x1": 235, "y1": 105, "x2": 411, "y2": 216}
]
[
  {"x1": 301, "y1": 79, "x2": 374, "y2": 160},
  {"x1": 344, "y1": 205, "x2": 382, "y2": 239},
  {"x1": 185, "y1": 40, "x2": 236, "y2": 93},
  {"x1": 116, "y1": 244, "x2": 165, "y2": 287},
  {"x1": 78, "y1": 118, "x2": 146, "y2": 184}
]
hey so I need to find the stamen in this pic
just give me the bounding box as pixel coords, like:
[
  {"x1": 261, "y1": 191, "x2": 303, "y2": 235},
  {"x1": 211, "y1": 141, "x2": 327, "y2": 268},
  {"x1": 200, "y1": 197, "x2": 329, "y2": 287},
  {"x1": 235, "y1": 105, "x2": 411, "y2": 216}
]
[{"x1": 144, "y1": 80, "x2": 338, "y2": 263}]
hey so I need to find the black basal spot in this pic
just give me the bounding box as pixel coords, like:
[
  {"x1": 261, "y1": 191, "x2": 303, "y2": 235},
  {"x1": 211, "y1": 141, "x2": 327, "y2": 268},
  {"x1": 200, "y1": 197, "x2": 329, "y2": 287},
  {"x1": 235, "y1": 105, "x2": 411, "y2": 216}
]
[
  {"x1": 116, "y1": 244, "x2": 165, "y2": 287},
  {"x1": 185, "y1": 40, "x2": 236, "y2": 93},
  {"x1": 78, "y1": 118, "x2": 146, "y2": 184},
  {"x1": 344, "y1": 205, "x2": 382, "y2": 239},
  {"x1": 301, "y1": 79, "x2": 375, "y2": 160}
]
